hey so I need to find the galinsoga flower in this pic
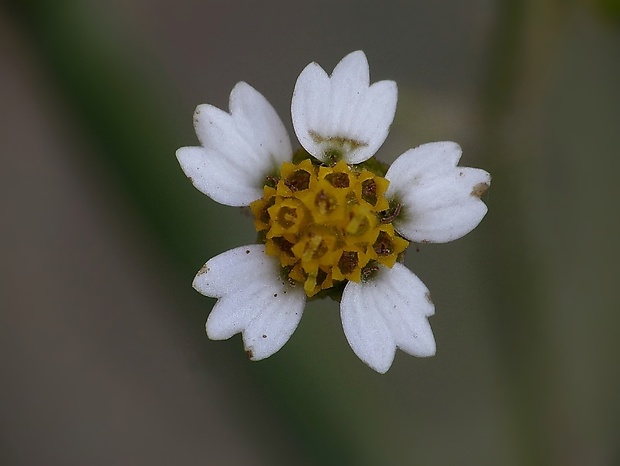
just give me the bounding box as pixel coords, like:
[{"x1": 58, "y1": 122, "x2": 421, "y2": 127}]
[{"x1": 176, "y1": 51, "x2": 490, "y2": 373}]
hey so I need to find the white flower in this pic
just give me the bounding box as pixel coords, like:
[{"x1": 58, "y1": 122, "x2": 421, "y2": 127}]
[{"x1": 176, "y1": 51, "x2": 490, "y2": 372}]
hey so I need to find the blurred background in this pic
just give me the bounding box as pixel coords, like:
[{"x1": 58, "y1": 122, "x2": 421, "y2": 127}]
[{"x1": 1, "y1": 0, "x2": 619, "y2": 464}]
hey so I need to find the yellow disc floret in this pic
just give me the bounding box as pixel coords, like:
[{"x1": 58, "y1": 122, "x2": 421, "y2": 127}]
[{"x1": 250, "y1": 159, "x2": 408, "y2": 297}]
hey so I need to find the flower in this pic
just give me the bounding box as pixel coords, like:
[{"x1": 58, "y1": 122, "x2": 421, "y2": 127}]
[{"x1": 176, "y1": 51, "x2": 490, "y2": 373}]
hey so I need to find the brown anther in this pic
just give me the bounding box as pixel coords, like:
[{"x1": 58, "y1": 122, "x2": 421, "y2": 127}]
[
  {"x1": 315, "y1": 268, "x2": 328, "y2": 286},
  {"x1": 258, "y1": 196, "x2": 276, "y2": 225},
  {"x1": 265, "y1": 175, "x2": 279, "y2": 187},
  {"x1": 361, "y1": 179, "x2": 378, "y2": 206},
  {"x1": 325, "y1": 172, "x2": 350, "y2": 188},
  {"x1": 361, "y1": 263, "x2": 380, "y2": 281},
  {"x1": 373, "y1": 231, "x2": 394, "y2": 256},
  {"x1": 380, "y1": 203, "x2": 402, "y2": 224},
  {"x1": 272, "y1": 236, "x2": 295, "y2": 256},
  {"x1": 284, "y1": 170, "x2": 311, "y2": 192},
  {"x1": 338, "y1": 251, "x2": 359, "y2": 275}
]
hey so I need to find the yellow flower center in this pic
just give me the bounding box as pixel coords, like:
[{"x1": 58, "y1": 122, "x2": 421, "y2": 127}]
[{"x1": 250, "y1": 159, "x2": 408, "y2": 297}]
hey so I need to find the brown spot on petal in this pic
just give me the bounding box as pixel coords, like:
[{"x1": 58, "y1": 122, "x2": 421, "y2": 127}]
[
  {"x1": 425, "y1": 291, "x2": 433, "y2": 304},
  {"x1": 245, "y1": 349, "x2": 254, "y2": 359},
  {"x1": 198, "y1": 264, "x2": 209, "y2": 275},
  {"x1": 471, "y1": 182, "x2": 489, "y2": 198}
]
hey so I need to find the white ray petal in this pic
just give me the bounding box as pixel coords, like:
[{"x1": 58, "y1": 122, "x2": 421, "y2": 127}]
[
  {"x1": 386, "y1": 142, "x2": 491, "y2": 243},
  {"x1": 292, "y1": 51, "x2": 397, "y2": 165},
  {"x1": 340, "y1": 263, "x2": 436, "y2": 373},
  {"x1": 177, "y1": 82, "x2": 292, "y2": 207},
  {"x1": 194, "y1": 244, "x2": 305, "y2": 360}
]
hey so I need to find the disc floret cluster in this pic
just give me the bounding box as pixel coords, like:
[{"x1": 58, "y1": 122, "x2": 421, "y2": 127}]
[{"x1": 251, "y1": 158, "x2": 408, "y2": 297}]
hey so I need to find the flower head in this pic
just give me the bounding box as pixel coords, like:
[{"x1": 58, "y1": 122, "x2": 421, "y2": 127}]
[{"x1": 176, "y1": 51, "x2": 490, "y2": 373}]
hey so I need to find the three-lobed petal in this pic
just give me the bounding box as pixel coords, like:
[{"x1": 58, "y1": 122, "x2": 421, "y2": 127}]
[
  {"x1": 386, "y1": 141, "x2": 491, "y2": 244},
  {"x1": 340, "y1": 263, "x2": 436, "y2": 373},
  {"x1": 193, "y1": 244, "x2": 306, "y2": 360},
  {"x1": 291, "y1": 51, "x2": 397, "y2": 165},
  {"x1": 177, "y1": 82, "x2": 292, "y2": 207}
]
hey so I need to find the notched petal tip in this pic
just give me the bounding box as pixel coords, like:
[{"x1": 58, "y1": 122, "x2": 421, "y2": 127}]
[
  {"x1": 342, "y1": 50, "x2": 367, "y2": 62},
  {"x1": 230, "y1": 80, "x2": 252, "y2": 96},
  {"x1": 332, "y1": 50, "x2": 370, "y2": 80},
  {"x1": 195, "y1": 263, "x2": 209, "y2": 280},
  {"x1": 371, "y1": 360, "x2": 391, "y2": 375},
  {"x1": 193, "y1": 102, "x2": 208, "y2": 117},
  {"x1": 192, "y1": 262, "x2": 218, "y2": 299}
]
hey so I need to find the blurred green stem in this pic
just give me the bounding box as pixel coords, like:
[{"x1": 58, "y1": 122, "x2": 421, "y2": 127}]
[{"x1": 479, "y1": 0, "x2": 568, "y2": 465}]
